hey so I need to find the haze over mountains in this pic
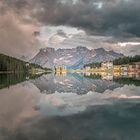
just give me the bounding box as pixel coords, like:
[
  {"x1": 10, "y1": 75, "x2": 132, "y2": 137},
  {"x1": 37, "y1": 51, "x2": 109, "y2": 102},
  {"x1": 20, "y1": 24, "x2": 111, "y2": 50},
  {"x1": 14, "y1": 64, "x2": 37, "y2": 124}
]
[{"x1": 30, "y1": 47, "x2": 124, "y2": 69}]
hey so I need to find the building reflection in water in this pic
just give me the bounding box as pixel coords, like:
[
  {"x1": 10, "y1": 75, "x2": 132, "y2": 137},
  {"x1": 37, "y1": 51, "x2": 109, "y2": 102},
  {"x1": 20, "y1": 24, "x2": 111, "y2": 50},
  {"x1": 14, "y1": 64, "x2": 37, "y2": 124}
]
[
  {"x1": 31, "y1": 72, "x2": 124, "y2": 95},
  {"x1": 84, "y1": 71, "x2": 140, "y2": 81}
]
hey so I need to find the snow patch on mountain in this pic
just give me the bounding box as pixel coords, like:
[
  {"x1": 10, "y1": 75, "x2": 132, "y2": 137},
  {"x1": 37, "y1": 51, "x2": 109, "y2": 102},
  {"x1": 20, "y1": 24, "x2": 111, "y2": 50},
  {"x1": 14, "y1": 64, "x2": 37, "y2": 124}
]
[{"x1": 30, "y1": 47, "x2": 124, "y2": 69}]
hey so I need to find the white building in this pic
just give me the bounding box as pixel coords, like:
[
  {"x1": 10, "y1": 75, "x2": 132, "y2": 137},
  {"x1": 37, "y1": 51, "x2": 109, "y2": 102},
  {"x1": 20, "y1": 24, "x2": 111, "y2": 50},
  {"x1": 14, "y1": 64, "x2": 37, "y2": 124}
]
[
  {"x1": 120, "y1": 66, "x2": 128, "y2": 71},
  {"x1": 101, "y1": 61, "x2": 113, "y2": 69},
  {"x1": 25, "y1": 63, "x2": 30, "y2": 67}
]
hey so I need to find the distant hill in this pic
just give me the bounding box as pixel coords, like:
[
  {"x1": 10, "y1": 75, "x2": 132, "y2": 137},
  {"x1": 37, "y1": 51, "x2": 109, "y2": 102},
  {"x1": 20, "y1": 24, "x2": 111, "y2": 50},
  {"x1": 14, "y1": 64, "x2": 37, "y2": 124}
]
[{"x1": 30, "y1": 47, "x2": 124, "y2": 69}]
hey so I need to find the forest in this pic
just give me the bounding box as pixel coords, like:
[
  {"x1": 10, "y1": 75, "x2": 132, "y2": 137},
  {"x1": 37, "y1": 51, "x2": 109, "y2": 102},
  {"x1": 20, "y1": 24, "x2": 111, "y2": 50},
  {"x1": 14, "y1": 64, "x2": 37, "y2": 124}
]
[
  {"x1": 0, "y1": 53, "x2": 44, "y2": 72},
  {"x1": 113, "y1": 55, "x2": 140, "y2": 65},
  {"x1": 84, "y1": 62, "x2": 101, "y2": 68},
  {"x1": 84, "y1": 55, "x2": 140, "y2": 68}
]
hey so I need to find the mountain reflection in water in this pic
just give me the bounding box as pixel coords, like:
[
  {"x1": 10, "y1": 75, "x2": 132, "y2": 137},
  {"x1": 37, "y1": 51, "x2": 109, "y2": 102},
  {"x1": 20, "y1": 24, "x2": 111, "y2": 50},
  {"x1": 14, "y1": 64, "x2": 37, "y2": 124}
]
[
  {"x1": 31, "y1": 73, "x2": 123, "y2": 94},
  {"x1": 0, "y1": 72, "x2": 140, "y2": 140}
]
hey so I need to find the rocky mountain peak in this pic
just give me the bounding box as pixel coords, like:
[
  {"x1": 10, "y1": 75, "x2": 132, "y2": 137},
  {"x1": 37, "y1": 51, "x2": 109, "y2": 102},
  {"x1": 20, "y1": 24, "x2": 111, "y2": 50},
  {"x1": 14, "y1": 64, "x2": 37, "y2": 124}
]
[{"x1": 30, "y1": 47, "x2": 124, "y2": 69}]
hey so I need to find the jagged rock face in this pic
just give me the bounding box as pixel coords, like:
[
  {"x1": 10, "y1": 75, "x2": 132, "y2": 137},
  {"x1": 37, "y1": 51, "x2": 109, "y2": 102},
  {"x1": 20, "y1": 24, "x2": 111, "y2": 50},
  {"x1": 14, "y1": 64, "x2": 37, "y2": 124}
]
[{"x1": 30, "y1": 47, "x2": 124, "y2": 69}]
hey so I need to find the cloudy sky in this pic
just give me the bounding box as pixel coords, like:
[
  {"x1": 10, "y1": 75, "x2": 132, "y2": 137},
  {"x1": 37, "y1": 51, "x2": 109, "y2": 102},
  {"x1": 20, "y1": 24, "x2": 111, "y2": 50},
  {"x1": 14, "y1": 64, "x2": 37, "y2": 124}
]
[{"x1": 0, "y1": 0, "x2": 140, "y2": 59}]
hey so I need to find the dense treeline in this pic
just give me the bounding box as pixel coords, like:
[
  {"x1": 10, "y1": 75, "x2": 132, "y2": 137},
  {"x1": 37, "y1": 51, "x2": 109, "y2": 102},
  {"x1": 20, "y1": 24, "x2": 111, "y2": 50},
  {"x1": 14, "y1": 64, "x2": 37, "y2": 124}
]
[
  {"x1": 84, "y1": 55, "x2": 140, "y2": 68},
  {"x1": 113, "y1": 55, "x2": 140, "y2": 65},
  {"x1": 0, "y1": 53, "x2": 52, "y2": 89},
  {"x1": 0, "y1": 53, "x2": 27, "y2": 72},
  {"x1": 0, "y1": 53, "x2": 45, "y2": 72},
  {"x1": 84, "y1": 62, "x2": 101, "y2": 68}
]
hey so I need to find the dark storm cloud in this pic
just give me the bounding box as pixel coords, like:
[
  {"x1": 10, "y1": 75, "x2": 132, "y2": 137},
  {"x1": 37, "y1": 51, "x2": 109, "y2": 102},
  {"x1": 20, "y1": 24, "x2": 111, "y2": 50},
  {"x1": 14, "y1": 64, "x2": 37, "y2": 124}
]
[{"x1": 2, "y1": 0, "x2": 140, "y2": 37}]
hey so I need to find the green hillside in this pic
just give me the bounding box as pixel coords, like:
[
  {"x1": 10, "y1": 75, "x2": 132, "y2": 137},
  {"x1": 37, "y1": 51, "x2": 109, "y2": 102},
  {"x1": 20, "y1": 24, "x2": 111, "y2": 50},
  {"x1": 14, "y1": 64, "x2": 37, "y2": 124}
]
[{"x1": 0, "y1": 53, "x2": 49, "y2": 73}]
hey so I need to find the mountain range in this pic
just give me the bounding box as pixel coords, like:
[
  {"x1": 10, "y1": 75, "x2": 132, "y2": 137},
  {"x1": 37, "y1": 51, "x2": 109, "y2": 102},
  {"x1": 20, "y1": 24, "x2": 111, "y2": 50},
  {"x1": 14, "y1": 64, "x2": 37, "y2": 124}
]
[{"x1": 30, "y1": 47, "x2": 124, "y2": 69}]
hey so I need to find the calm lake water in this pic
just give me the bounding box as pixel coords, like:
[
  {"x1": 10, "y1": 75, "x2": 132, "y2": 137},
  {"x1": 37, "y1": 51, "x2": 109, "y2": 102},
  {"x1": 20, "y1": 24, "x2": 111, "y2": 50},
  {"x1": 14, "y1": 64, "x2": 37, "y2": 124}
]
[{"x1": 0, "y1": 72, "x2": 140, "y2": 140}]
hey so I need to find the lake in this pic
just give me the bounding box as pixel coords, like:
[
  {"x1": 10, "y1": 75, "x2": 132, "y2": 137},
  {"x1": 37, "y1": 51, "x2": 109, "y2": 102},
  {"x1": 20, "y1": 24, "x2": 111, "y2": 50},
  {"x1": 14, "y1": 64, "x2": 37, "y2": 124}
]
[{"x1": 0, "y1": 72, "x2": 140, "y2": 140}]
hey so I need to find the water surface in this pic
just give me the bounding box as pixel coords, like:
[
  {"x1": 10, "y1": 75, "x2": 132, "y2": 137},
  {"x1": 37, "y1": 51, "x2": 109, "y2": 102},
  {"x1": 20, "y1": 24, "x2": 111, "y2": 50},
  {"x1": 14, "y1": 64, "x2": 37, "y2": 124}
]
[{"x1": 0, "y1": 73, "x2": 140, "y2": 140}]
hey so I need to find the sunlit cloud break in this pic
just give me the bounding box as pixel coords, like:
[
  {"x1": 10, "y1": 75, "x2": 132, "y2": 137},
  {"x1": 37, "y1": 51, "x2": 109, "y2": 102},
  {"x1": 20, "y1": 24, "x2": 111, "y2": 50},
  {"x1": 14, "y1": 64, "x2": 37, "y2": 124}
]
[{"x1": 118, "y1": 42, "x2": 140, "y2": 47}]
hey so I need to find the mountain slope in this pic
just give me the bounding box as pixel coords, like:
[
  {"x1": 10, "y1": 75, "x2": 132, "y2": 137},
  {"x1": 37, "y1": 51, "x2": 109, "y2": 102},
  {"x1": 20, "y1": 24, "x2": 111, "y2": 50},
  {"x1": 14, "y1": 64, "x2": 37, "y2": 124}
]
[{"x1": 30, "y1": 47, "x2": 124, "y2": 69}]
